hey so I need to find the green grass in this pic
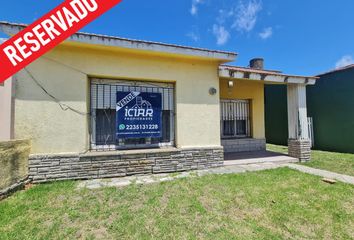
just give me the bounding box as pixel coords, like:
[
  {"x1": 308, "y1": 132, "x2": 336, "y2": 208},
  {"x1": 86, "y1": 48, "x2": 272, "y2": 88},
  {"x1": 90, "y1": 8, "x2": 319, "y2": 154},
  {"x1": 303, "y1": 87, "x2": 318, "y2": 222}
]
[
  {"x1": 1, "y1": 168, "x2": 353, "y2": 239},
  {"x1": 267, "y1": 144, "x2": 288, "y2": 155},
  {"x1": 267, "y1": 144, "x2": 354, "y2": 176}
]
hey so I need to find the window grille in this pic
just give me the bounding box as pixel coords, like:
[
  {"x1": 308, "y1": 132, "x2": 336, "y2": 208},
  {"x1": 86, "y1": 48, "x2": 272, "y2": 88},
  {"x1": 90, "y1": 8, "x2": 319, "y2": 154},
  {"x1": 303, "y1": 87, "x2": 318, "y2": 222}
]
[
  {"x1": 220, "y1": 99, "x2": 251, "y2": 138},
  {"x1": 90, "y1": 78, "x2": 175, "y2": 151}
]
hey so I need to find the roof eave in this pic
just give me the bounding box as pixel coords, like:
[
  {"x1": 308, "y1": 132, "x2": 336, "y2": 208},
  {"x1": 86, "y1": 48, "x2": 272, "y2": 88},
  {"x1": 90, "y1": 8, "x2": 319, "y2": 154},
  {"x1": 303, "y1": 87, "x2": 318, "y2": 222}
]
[
  {"x1": 0, "y1": 21, "x2": 237, "y2": 62},
  {"x1": 219, "y1": 66, "x2": 318, "y2": 85},
  {"x1": 316, "y1": 65, "x2": 354, "y2": 77}
]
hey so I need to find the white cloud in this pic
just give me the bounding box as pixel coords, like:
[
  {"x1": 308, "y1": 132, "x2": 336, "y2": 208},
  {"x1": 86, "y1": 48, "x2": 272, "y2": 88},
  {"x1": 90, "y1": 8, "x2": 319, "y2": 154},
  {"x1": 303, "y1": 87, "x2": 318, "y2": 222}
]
[
  {"x1": 232, "y1": 0, "x2": 262, "y2": 32},
  {"x1": 187, "y1": 31, "x2": 200, "y2": 42},
  {"x1": 335, "y1": 55, "x2": 354, "y2": 69},
  {"x1": 216, "y1": 9, "x2": 234, "y2": 24},
  {"x1": 190, "y1": 0, "x2": 203, "y2": 16},
  {"x1": 191, "y1": 5, "x2": 198, "y2": 15},
  {"x1": 259, "y1": 27, "x2": 272, "y2": 39},
  {"x1": 212, "y1": 24, "x2": 230, "y2": 45}
]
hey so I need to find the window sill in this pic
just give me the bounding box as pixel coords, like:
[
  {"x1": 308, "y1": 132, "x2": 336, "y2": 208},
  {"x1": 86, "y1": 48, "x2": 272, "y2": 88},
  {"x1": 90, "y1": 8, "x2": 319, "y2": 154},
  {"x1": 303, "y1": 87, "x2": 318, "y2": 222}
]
[
  {"x1": 221, "y1": 136, "x2": 252, "y2": 140},
  {"x1": 81, "y1": 147, "x2": 180, "y2": 157}
]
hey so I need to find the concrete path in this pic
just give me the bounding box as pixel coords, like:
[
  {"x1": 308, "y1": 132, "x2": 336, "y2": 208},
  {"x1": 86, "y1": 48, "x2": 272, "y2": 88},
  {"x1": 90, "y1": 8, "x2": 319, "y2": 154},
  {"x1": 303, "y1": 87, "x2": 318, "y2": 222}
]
[
  {"x1": 286, "y1": 163, "x2": 354, "y2": 185},
  {"x1": 77, "y1": 162, "x2": 286, "y2": 189},
  {"x1": 224, "y1": 150, "x2": 298, "y2": 166}
]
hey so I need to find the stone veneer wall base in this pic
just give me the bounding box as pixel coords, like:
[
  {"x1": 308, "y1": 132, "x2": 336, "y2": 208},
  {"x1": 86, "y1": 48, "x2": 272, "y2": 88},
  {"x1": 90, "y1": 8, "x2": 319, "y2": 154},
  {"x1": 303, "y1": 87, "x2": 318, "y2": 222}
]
[
  {"x1": 288, "y1": 139, "x2": 311, "y2": 162},
  {"x1": 29, "y1": 147, "x2": 224, "y2": 183},
  {"x1": 0, "y1": 177, "x2": 30, "y2": 200},
  {"x1": 221, "y1": 138, "x2": 266, "y2": 153}
]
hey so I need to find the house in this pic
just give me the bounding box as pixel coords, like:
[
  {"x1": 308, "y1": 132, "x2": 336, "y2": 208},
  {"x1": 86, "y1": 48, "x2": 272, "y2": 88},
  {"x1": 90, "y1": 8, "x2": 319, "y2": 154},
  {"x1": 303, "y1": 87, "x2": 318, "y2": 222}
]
[
  {"x1": 0, "y1": 22, "x2": 317, "y2": 182},
  {"x1": 266, "y1": 64, "x2": 354, "y2": 153}
]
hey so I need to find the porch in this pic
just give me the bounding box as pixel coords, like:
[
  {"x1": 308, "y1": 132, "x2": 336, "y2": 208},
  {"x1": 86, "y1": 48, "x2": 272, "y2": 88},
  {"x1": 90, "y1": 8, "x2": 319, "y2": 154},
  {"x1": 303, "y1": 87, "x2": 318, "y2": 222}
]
[
  {"x1": 224, "y1": 150, "x2": 297, "y2": 166},
  {"x1": 219, "y1": 60, "x2": 318, "y2": 162}
]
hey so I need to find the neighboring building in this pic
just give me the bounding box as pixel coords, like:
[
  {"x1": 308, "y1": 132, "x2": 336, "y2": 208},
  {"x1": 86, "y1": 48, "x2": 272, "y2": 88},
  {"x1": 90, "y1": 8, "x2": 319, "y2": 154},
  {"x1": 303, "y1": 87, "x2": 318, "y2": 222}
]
[
  {"x1": 308, "y1": 65, "x2": 354, "y2": 153},
  {"x1": 0, "y1": 37, "x2": 13, "y2": 141},
  {"x1": 265, "y1": 64, "x2": 354, "y2": 153},
  {"x1": 0, "y1": 76, "x2": 13, "y2": 141},
  {"x1": 0, "y1": 22, "x2": 317, "y2": 182}
]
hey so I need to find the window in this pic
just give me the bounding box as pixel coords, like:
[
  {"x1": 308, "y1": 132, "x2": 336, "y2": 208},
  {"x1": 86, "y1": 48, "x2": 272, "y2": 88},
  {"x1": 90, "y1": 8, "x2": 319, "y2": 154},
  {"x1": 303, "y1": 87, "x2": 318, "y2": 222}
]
[
  {"x1": 90, "y1": 79, "x2": 175, "y2": 151},
  {"x1": 220, "y1": 99, "x2": 251, "y2": 138}
]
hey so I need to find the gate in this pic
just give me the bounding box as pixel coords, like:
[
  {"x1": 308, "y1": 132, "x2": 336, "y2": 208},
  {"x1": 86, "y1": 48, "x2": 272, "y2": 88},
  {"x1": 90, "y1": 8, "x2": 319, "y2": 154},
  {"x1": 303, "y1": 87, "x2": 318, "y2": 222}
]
[{"x1": 308, "y1": 117, "x2": 314, "y2": 148}]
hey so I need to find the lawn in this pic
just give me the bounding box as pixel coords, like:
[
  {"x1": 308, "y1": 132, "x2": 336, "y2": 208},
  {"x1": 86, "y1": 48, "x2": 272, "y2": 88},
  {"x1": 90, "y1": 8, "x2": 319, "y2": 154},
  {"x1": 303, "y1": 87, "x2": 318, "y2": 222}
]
[
  {"x1": 267, "y1": 144, "x2": 354, "y2": 176},
  {"x1": 1, "y1": 168, "x2": 353, "y2": 239}
]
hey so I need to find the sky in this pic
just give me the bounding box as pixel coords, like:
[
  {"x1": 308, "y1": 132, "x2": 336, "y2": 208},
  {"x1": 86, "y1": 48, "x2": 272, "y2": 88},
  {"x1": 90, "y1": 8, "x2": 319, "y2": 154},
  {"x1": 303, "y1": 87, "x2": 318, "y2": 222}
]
[{"x1": 1, "y1": 0, "x2": 354, "y2": 76}]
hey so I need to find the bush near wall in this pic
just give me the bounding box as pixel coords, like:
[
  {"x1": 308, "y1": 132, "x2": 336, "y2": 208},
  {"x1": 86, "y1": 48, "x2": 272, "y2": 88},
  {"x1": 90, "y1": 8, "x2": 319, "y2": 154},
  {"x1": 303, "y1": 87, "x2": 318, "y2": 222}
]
[{"x1": 0, "y1": 139, "x2": 31, "y2": 198}]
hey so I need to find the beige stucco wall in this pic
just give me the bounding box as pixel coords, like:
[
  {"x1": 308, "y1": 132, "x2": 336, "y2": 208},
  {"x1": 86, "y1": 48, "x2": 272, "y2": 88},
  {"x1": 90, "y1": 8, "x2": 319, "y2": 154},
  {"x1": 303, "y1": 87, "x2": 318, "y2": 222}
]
[
  {"x1": 14, "y1": 43, "x2": 222, "y2": 154},
  {"x1": 219, "y1": 78, "x2": 265, "y2": 139},
  {"x1": 0, "y1": 78, "x2": 13, "y2": 141}
]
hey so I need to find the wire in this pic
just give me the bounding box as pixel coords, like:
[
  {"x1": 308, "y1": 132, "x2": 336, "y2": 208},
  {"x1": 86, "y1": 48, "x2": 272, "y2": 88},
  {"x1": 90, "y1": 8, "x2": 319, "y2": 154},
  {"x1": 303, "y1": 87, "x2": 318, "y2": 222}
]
[
  {"x1": 24, "y1": 67, "x2": 90, "y2": 116},
  {"x1": 41, "y1": 55, "x2": 88, "y2": 75}
]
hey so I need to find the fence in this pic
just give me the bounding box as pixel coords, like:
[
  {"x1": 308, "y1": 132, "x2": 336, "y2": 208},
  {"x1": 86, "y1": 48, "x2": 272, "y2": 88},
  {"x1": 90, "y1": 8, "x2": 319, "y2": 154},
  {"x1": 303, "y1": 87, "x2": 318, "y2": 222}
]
[{"x1": 308, "y1": 117, "x2": 314, "y2": 147}]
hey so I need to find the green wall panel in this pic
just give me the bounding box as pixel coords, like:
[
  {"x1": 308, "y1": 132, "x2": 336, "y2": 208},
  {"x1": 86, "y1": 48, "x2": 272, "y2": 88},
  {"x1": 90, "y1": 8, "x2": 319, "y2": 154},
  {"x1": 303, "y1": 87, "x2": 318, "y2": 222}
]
[
  {"x1": 265, "y1": 67, "x2": 354, "y2": 153},
  {"x1": 264, "y1": 85, "x2": 288, "y2": 145},
  {"x1": 307, "y1": 68, "x2": 354, "y2": 153}
]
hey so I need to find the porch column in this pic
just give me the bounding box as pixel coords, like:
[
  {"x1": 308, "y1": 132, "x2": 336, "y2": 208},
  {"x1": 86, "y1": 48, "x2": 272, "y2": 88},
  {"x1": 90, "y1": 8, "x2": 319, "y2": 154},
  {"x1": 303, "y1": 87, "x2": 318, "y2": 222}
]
[{"x1": 287, "y1": 84, "x2": 311, "y2": 162}]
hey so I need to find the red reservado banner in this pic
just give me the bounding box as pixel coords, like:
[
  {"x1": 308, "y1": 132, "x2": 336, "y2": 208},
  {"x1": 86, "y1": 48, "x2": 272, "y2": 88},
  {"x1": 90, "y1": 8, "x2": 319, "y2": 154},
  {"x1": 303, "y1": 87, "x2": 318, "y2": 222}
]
[{"x1": 0, "y1": 0, "x2": 123, "y2": 83}]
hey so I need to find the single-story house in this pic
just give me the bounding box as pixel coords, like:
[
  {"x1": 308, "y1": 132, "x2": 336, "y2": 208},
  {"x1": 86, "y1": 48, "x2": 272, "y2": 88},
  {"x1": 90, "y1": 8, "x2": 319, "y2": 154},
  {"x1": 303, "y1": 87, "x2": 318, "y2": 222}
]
[
  {"x1": 266, "y1": 64, "x2": 354, "y2": 153},
  {"x1": 0, "y1": 22, "x2": 317, "y2": 182}
]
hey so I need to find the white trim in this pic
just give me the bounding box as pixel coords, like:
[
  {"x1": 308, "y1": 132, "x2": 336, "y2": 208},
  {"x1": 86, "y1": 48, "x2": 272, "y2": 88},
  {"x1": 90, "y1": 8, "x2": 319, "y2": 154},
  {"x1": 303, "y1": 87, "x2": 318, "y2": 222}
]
[{"x1": 219, "y1": 66, "x2": 317, "y2": 85}]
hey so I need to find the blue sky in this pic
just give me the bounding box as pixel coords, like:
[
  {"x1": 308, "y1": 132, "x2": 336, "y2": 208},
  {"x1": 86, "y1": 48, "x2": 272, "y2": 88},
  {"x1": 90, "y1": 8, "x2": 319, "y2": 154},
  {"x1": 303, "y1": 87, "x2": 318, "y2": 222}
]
[{"x1": 1, "y1": 0, "x2": 354, "y2": 76}]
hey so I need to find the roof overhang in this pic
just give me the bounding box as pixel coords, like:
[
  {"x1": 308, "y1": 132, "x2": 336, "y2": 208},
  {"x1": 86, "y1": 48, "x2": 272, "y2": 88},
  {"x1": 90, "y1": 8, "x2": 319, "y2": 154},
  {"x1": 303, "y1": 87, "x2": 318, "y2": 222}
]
[
  {"x1": 0, "y1": 21, "x2": 237, "y2": 62},
  {"x1": 317, "y1": 64, "x2": 354, "y2": 77},
  {"x1": 219, "y1": 65, "x2": 318, "y2": 85}
]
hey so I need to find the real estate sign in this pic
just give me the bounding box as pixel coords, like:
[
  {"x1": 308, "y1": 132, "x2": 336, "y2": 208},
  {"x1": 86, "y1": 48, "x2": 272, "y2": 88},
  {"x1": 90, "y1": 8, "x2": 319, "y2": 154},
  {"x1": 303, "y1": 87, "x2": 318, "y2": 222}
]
[{"x1": 116, "y1": 91, "x2": 162, "y2": 139}]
